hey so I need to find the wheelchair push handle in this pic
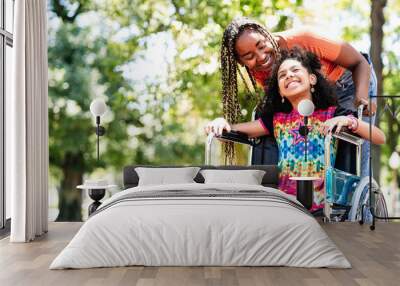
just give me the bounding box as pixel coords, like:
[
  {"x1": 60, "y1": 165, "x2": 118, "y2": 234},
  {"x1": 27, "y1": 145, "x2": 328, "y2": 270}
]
[
  {"x1": 205, "y1": 130, "x2": 260, "y2": 164},
  {"x1": 357, "y1": 104, "x2": 364, "y2": 119},
  {"x1": 357, "y1": 102, "x2": 376, "y2": 117},
  {"x1": 216, "y1": 130, "x2": 260, "y2": 147}
]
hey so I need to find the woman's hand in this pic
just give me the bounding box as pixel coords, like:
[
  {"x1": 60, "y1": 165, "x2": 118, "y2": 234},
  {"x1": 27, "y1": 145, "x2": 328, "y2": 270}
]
[
  {"x1": 355, "y1": 97, "x2": 377, "y2": 116},
  {"x1": 204, "y1": 117, "x2": 231, "y2": 136},
  {"x1": 321, "y1": 116, "x2": 352, "y2": 135}
]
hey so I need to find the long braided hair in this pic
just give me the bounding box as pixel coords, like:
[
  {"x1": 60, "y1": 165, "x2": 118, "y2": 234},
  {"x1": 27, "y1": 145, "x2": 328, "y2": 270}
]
[{"x1": 220, "y1": 17, "x2": 280, "y2": 164}]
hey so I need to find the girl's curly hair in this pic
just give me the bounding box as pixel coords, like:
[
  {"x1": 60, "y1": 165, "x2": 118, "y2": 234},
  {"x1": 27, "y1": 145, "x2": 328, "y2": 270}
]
[{"x1": 263, "y1": 47, "x2": 337, "y2": 116}]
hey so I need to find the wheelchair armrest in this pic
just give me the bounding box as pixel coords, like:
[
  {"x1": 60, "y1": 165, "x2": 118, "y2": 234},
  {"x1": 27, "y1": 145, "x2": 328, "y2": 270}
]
[
  {"x1": 331, "y1": 127, "x2": 364, "y2": 147},
  {"x1": 328, "y1": 103, "x2": 364, "y2": 145},
  {"x1": 325, "y1": 128, "x2": 364, "y2": 169}
]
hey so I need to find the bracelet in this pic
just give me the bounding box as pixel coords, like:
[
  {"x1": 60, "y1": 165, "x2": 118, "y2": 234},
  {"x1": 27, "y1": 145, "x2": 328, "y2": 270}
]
[{"x1": 347, "y1": 115, "x2": 359, "y2": 131}]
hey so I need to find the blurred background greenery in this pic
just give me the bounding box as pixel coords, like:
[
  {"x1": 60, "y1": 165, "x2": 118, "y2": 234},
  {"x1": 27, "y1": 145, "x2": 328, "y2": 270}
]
[{"x1": 47, "y1": 0, "x2": 400, "y2": 221}]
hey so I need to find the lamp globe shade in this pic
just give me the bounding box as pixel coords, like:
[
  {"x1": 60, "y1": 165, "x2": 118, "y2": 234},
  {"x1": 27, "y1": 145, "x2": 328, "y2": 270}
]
[
  {"x1": 298, "y1": 99, "x2": 315, "y2": 117},
  {"x1": 90, "y1": 99, "x2": 107, "y2": 117}
]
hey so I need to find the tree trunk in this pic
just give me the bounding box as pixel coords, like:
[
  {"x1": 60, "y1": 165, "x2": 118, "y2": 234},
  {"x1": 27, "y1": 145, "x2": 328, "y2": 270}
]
[
  {"x1": 370, "y1": 0, "x2": 387, "y2": 183},
  {"x1": 55, "y1": 152, "x2": 84, "y2": 221}
]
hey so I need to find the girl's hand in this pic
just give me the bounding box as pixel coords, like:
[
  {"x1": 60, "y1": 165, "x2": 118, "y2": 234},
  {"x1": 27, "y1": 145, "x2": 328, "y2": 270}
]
[
  {"x1": 321, "y1": 116, "x2": 352, "y2": 135},
  {"x1": 204, "y1": 117, "x2": 232, "y2": 136}
]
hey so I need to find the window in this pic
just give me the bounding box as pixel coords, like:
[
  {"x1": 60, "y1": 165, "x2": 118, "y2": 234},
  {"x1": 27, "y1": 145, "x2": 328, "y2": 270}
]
[
  {"x1": 1, "y1": 0, "x2": 14, "y2": 231},
  {"x1": 5, "y1": 0, "x2": 13, "y2": 33}
]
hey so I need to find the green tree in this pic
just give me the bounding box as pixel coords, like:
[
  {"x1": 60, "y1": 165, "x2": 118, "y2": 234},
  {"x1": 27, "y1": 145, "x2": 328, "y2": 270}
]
[
  {"x1": 370, "y1": 0, "x2": 387, "y2": 184},
  {"x1": 48, "y1": 11, "x2": 98, "y2": 221},
  {"x1": 49, "y1": 0, "x2": 153, "y2": 220}
]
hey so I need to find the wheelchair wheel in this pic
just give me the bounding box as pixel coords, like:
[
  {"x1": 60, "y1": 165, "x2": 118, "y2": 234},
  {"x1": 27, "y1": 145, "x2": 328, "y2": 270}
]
[
  {"x1": 348, "y1": 177, "x2": 388, "y2": 223},
  {"x1": 373, "y1": 188, "x2": 389, "y2": 221}
]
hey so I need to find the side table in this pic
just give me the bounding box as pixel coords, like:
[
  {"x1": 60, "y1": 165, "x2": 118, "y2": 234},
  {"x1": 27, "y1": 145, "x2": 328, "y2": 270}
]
[
  {"x1": 77, "y1": 184, "x2": 117, "y2": 215},
  {"x1": 289, "y1": 176, "x2": 320, "y2": 210}
]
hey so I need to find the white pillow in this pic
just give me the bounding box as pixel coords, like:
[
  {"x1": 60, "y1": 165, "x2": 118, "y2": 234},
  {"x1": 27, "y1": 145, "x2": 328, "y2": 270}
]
[
  {"x1": 200, "y1": 169, "x2": 266, "y2": 185},
  {"x1": 135, "y1": 167, "x2": 200, "y2": 186}
]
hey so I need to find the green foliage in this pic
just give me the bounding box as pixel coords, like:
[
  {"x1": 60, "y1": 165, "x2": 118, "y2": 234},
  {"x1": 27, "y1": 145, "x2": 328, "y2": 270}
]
[
  {"x1": 48, "y1": 23, "x2": 97, "y2": 172},
  {"x1": 341, "y1": 26, "x2": 369, "y2": 42},
  {"x1": 49, "y1": 0, "x2": 400, "y2": 175},
  {"x1": 48, "y1": 0, "x2": 308, "y2": 182}
]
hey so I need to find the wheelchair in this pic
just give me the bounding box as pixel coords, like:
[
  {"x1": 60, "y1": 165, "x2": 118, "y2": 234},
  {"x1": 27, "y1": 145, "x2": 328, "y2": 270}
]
[
  {"x1": 205, "y1": 106, "x2": 388, "y2": 226},
  {"x1": 323, "y1": 128, "x2": 388, "y2": 224}
]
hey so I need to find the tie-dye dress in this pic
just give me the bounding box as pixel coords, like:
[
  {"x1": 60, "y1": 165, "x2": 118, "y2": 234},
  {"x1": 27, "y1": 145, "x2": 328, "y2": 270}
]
[{"x1": 259, "y1": 106, "x2": 339, "y2": 211}]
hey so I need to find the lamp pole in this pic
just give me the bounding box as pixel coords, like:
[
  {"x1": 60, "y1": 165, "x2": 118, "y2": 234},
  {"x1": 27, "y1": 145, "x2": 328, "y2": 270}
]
[
  {"x1": 389, "y1": 151, "x2": 400, "y2": 215},
  {"x1": 97, "y1": 116, "x2": 100, "y2": 161},
  {"x1": 90, "y1": 99, "x2": 107, "y2": 162},
  {"x1": 87, "y1": 99, "x2": 108, "y2": 215}
]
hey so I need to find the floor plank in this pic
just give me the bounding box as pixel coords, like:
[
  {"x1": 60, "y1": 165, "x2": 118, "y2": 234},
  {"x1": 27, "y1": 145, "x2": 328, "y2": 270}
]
[{"x1": 0, "y1": 222, "x2": 399, "y2": 286}]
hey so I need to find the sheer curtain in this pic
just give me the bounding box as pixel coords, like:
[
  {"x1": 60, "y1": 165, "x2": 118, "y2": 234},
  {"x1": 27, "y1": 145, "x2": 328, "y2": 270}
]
[{"x1": 10, "y1": 0, "x2": 48, "y2": 242}]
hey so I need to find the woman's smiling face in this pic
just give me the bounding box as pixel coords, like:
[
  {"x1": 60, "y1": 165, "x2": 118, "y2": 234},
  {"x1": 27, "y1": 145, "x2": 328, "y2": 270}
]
[
  {"x1": 235, "y1": 30, "x2": 275, "y2": 73},
  {"x1": 277, "y1": 58, "x2": 316, "y2": 99}
]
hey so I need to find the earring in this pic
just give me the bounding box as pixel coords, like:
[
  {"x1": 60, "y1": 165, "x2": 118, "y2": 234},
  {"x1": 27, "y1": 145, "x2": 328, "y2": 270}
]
[
  {"x1": 311, "y1": 85, "x2": 315, "y2": 93},
  {"x1": 281, "y1": 96, "x2": 285, "y2": 103}
]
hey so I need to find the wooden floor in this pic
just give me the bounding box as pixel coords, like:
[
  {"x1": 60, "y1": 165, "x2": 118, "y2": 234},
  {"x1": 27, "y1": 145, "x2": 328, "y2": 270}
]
[{"x1": 0, "y1": 222, "x2": 399, "y2": 286}]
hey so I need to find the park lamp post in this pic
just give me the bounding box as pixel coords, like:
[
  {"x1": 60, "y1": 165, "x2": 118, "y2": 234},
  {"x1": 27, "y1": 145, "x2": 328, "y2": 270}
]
[
  {"x1": 389, "y1": 150, "x2": 400, "y2": 214},
  {"x1": 90, "y1": 98, "x2": 107, "y2": 162}
]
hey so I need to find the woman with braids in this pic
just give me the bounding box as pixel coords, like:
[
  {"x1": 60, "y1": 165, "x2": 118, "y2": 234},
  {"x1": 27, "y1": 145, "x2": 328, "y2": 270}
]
[
  {"x1": 205, "y1": 48, "x2": 385, "y2": 211},
  {"x1": 215, "y1": 17, "x2": 377, "y2": 177}
]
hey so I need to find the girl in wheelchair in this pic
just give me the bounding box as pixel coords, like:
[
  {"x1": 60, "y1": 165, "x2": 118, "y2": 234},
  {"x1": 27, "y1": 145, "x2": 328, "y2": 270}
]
[{"x1": 205, "y1": 47, "x2": 385, "y2": 212}]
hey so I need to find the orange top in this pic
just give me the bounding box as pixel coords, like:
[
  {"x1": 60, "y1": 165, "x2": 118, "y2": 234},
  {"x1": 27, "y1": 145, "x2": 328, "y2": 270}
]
[{"x1": 251, "y1": 29, "x2": 346, "y2": 88}]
